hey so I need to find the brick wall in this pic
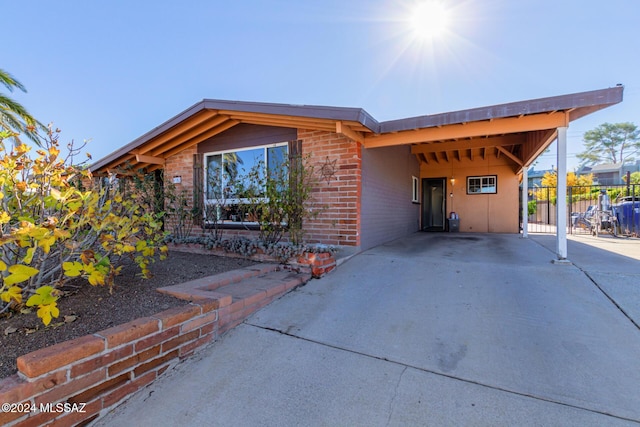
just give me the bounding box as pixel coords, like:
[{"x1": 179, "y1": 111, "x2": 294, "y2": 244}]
[
  {"x1": 0, "y1": 299, "x2": 218, "y2": 426},
  {"x1": 161, "y1": 127, "x2": 363, "y2": 247},
  {"x1": 298, "y1": 129, "x2": 361, "y2": 247},
  {"x1": 164, "y1": 145, "x2": 206, "y2": 236}
]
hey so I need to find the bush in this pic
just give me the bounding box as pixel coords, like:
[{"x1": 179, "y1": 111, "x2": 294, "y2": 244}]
[
  {"x1": 0, "y1": 128, "x2": 167, "y2": 325},
  {"x1": 237, "y1": 154, "x2": 320, "y2": 245}
]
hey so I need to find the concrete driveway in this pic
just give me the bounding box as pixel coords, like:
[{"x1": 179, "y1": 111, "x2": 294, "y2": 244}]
[{"x1": 95, "y1": 233, "x2": 640, "y2": 426}]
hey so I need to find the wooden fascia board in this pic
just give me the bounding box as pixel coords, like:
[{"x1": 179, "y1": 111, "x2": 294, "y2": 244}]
[
  {"x1": 496, "y1": 146, "x2": 523, "y2": 166},
  {"x1": 161, "y1": 120, "x2": 240, "y2": 159},
  {"x1": 138, "y1": 110, "x2": 221, "y2": 155},
  {"x1": 410, "y1": 135, "x2": 523, "y2": 155},
  {"x1": 365, "y1": 112, "x2": 569, "y2": 148},
  {"x1": 336, "y1": 121, "x2": 364, "y2": 143}
]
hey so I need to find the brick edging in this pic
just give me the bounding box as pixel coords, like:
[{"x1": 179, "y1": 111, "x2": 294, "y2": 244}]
[
  {"x1": 0, "y1": 258, "x2": 321, "y2": 427},
  {"x1": 168, "y1": 243, "x2": 337, "y2": 278}
]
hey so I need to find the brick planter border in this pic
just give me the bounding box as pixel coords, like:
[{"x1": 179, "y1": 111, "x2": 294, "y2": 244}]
[
  {"x1": 167, "y1": 243, "x2": 337, "y2": 278},
  {"x1": 0, "y1": 257, "x2": 321, "y2": 426}
]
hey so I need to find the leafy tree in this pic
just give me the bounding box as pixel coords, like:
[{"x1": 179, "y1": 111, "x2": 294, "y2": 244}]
[
  {"x1": 0, "y1": 68, "x2": 44, "y2": 145},
  {"x1": 623, "y1": 171, "x2": 640, "y2": 185},
  {"x1": 0, "y1": 128, "x2": 167, "y2": 325},
  {"x1": 577, "y1": 122, "x2": 640, "y2": 165},
  {"x1": 536, "y1": 171, "x2": 594, "y2": 202}
]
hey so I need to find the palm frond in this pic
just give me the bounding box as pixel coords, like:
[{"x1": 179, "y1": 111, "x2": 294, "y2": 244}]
[{"x1": 0, "y1": 68, "x2": 27, "y2": 93}]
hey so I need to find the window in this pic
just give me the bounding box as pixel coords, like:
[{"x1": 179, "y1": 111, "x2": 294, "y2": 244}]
[
  {"x1": 412, "y1": 176, "x2": 419, "y2": 203},
  {"x1": 467, "y1": 175, "x2": 497, "y2": 194},
  {"x1": 204, "y1": 143, "x2": 288, "y2": 222}
]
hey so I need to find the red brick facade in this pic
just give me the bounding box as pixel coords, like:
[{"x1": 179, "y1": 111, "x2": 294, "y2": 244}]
[
  {"x1": 163, "y1": 128, "x2": 362, "y2": 246},
  {"x1": 298, "y1": 129, "x2": 361, "y2": 246}
]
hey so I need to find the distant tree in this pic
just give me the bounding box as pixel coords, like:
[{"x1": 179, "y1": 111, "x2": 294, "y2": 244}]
[
  {"x1": 623, "y1": 171, "x2": 640, "y2": 185},
  {"x1": 577, "y1": 122, "x2": 640, "y2": 166},
  {"x1": 537, "y1": 171, "x2": 593, "y2": 201},
  {"x1": 0, "y1": 68, "x2": 43, "y2": 145}
]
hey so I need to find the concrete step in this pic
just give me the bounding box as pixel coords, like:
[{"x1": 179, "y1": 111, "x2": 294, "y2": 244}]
[{"x1": 157, "y1": 265, "x2": 311, "y2": 334}]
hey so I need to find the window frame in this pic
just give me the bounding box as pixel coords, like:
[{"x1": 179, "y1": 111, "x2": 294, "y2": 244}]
[
  {"x1": 203, "y1": 142, "x2": 289, "y2": 224},
  {"x1": 411, "y1": 176, "x2": 420, "y2": 203},
  {"x1": 466, "y1": 175, "x2": 497, "y2": 194}
]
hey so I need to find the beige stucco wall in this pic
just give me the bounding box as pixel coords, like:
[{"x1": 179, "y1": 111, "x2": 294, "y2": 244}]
[{"x1": 420, "y1": 156, "x2": 520, "y2": 233}]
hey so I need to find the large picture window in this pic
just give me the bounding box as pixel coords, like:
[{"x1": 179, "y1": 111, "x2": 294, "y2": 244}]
[
  {"x1": 204, "y1": 143, "x2": 288, "y2": 222},
  {"x1": 467, "y1": 175, "x2": 497, "y2": 194}
]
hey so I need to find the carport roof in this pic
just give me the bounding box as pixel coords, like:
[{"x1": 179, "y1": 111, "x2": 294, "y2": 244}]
[{"x1": 90, "y1": 86, "x2": 623, "y2": 174}]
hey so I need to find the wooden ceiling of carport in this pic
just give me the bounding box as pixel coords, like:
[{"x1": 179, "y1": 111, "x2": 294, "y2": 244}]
[{"x1": 361, "y1": 111, "x2": 570, "y2": 172}]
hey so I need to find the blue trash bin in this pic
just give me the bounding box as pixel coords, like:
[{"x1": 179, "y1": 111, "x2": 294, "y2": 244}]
[{"x1": 613, "y1": 197, "x2": 640, "y2": 234}]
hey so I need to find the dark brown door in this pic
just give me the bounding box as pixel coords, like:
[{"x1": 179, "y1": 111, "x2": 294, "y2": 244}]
[{"x1": 422, "y1": 178, "x2": 445, "y2": 231}]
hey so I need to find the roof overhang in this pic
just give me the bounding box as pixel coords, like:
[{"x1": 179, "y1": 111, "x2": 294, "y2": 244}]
[{"x1": 90, "y1": 86, "x2": 623, "y2": 175}]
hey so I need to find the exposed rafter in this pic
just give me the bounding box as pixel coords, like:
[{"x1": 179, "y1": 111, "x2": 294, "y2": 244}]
[
  {"x1": 410, "y1": 135, "x2": 524, "y2": 155},
  {"x1": 135, "y1": 154, "x2": 164, "y2": 165},
  {"x1": 336, "y1": 121, "x2": 364, "y2": 143},
  {"x1": 496, "y1": 146, "x2": 523, "y2": 166}
]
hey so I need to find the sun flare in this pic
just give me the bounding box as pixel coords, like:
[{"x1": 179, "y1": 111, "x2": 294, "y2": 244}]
[{"x1": 410, "y1": 1, "x2": 451, "y2": 41}]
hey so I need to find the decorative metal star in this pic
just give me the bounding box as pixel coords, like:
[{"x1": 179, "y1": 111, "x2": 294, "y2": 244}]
[{"x1": 319, "y1": 156, "x2": 338, "y2": 184}]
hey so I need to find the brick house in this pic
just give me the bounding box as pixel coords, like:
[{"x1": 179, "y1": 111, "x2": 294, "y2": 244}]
[{"x1": 91, "y1": 87, "x2": 622, "y2": 253}]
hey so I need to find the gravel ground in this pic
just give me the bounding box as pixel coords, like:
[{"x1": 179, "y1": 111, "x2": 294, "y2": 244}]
[{"x1": 0, "y1": 251, "x2": 256, "y2": 379}]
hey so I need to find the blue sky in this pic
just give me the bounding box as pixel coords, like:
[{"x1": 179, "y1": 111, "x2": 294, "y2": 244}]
[{"x1": 5, "y1": 0, "x2": 639, "y2": 171}]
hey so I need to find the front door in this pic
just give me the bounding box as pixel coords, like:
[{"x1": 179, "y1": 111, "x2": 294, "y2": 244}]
[{"x1": 422, "y1": 178, "x2": 446, "y2": 231}]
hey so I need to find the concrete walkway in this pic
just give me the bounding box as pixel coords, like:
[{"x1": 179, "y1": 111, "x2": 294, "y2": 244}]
[{"x1": 94, "y1": 233, "x2": 640, "y2": 426}]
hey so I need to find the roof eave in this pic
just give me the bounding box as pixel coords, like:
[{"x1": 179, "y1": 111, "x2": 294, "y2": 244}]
[{"x1": 379, "y1": 86, "x2": 624, "y2": 133}]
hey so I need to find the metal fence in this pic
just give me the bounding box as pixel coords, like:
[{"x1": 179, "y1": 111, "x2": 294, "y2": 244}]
[{"x1": 525, "y1": 184, "x2": 639, "y2": 236}]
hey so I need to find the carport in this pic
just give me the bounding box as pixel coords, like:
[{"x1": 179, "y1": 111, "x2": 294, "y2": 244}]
[{"x1": 362, "y1": 86, "x2": 624, "y2": 260}]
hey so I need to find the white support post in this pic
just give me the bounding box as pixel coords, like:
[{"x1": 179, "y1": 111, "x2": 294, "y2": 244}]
[
  {"x1": 556, "y1": 127, "x2": 568, "y2": 260},
  {"x1": 522, "y1": 167, "x2": 528, "y2": 238}
]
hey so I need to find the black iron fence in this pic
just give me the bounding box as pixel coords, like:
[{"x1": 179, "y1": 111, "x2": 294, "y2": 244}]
[{"x1": 525, "y1": 184, "x2": 639, "y2": 236}]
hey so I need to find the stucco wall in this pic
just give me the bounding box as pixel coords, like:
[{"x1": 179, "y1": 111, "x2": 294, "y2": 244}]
[
  {"x1": 421, "y1": 156, "x2": 519, "y2": 233},
  {"x1": 361, "y1": 145, "x2": 420, "y2": 250}
]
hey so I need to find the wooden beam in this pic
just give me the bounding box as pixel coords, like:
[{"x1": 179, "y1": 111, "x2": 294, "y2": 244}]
[
  {"x1": 227, "y1": 114, "x2": 336, "y2": 132},
  {"x1": 336, "y1": 121, "x2": 364, "y2": 144},
  {"x1": 365, "y1": 112, "x2": 569, "y2": 148},
  {"x1": 96, "y1": 153, "x2": 136, "y2": 174},
  {"x1": 496, "y1": 146, "x2": 523, "y2": 166},
  {"x1": 419, "y1": 153, "x2": 428, "y2": 164},
  {"x1": 138, "y1": 110, "x2": 220, "y2": 154},
  {"x1": 161, "y1": 120, "x2": 240, "y2": 159},
  {"x1": 148, "y1": 115, "x2": 231, "y2": 156},
  {"x1": 411, "y1": 135, "x2": 523, "y2": 155},
  {"x1": 443, "y1": 151, "x2": 450, "y2": 162},
  {"x1": 135, "y1": 154, "x2": 164, "y2": 165},
  {"x1": 224, "y1": 110, "x2": 337, "y2": 130}
]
